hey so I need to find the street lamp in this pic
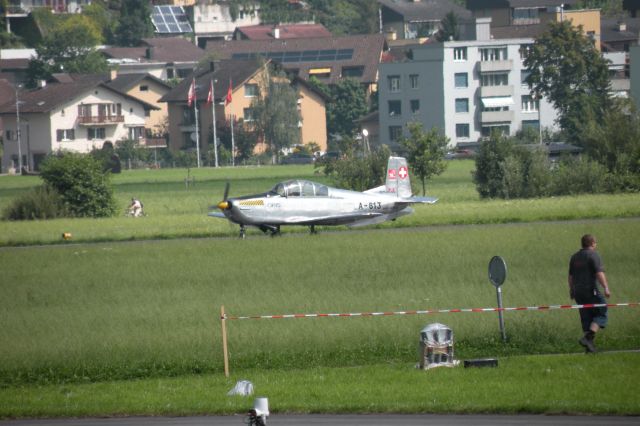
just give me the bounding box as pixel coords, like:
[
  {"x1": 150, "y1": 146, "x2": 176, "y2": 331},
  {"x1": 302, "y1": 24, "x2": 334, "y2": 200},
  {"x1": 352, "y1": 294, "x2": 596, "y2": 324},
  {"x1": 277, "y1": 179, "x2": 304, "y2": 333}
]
[{"x1": 362, "y1": 128, "x2": 370, "y2": 154}]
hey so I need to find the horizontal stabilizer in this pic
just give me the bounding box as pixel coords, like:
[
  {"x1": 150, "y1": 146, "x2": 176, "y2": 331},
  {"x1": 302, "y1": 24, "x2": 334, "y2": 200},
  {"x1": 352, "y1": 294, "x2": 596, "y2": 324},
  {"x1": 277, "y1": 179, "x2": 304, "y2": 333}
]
[
  {"x1": 208, "y1": 212, "x2": 227, "y2": 218},
  {"x1": 407, "y1": 196, "x2": 438, "y2": 204}
]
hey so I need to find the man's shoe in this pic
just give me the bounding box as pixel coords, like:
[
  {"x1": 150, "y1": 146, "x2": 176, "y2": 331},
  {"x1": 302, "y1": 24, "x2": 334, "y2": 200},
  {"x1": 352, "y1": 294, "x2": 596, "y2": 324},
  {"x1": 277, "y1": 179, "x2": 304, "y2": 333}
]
[{"x1": 579, "y1": 336, "x2": 597, "y2": 353}]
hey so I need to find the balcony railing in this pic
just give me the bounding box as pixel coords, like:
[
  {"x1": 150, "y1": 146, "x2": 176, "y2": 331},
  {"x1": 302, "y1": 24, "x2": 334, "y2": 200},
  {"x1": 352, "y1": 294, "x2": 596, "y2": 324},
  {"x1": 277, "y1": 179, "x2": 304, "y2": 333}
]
[
  {"x1": 481, "y1": 110, "x2": 514, "y2": 123},
  {"x1": 77, "y1": 115, "x2": 124, "y2": 125}
]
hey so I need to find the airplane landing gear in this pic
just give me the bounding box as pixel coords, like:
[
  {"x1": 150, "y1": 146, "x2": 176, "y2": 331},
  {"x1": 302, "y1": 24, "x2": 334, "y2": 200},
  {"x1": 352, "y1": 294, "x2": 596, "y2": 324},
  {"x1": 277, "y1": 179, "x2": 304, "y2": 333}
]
[
  {"x1": 239, "y1": 225, "x2": 246, "y2": 239},
  {"x1": 309, "y1": 225, "x2": 318, "y2": 235}
]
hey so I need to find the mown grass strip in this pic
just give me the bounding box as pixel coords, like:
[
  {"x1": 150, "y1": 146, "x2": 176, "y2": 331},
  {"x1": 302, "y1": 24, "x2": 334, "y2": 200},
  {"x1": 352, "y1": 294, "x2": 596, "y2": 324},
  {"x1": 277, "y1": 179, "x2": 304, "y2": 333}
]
[{"x1": 1, "y1": 353, "x2": 638, "y2": 418}]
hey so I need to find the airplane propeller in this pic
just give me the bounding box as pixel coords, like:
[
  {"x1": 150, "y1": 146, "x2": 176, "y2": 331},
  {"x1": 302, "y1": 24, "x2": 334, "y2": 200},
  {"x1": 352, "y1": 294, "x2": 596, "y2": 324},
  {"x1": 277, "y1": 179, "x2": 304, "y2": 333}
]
[{"x1": 217, "y1": 182, "x2": 231, "y2": 211}]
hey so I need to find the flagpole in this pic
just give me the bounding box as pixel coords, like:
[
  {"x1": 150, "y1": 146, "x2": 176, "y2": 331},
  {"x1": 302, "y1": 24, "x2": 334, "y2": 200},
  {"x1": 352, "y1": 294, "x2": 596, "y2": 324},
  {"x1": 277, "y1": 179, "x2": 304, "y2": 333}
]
[
  {"x1": 230, "y1": 114, "x2": 235, "y2": 167},
  {"x1": 211, "y1": 79, "x2": 219, "y2": 168},
  {"x1": 194, "y1": 95, "x2": 200, "y2": 169}
]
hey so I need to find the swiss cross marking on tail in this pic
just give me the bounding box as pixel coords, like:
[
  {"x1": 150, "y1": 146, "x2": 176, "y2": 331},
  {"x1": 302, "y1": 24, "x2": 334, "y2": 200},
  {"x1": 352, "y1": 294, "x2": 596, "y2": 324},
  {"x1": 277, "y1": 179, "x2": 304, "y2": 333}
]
[
  {"x1": 388, "y1": 168, "x2": 397, "y2": 179},
  {"x1": 399, "y1": 166, "x2": 408, "y2": 179}
]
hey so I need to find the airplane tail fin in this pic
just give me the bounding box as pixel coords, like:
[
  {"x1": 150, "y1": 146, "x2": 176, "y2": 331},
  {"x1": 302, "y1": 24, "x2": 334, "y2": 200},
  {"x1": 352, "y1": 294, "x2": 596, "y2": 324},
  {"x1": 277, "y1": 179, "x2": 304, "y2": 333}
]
[{"x1": 385, "y1": 156, "x2": 412, "y2": 198}]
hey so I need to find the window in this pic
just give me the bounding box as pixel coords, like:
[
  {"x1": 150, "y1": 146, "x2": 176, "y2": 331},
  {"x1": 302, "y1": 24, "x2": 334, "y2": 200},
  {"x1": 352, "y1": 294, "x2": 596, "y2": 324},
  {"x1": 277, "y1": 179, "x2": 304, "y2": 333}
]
[
  {"x1": 243, "y1": 107, "x2": 255, "y2": 121},
  {"x1": 520, "y1": 70, "x2": 531, "y2": 86},
  {"x1": 455, "y1": 98, "x2": 469, "y2": 113},
  {"x1": 388, "y1": 100, "x2": 401, "y2": 117},
  {"x1": 140, "y1": 85, "x2": 149, "y2": 91},
  {"x1": 456, "y1": 124, "x2": 470, "y2": 138},
  {"x1": 454, "y1": 72, "x2": 468, "y2": 88},
  {"x1": 88, "y1": 127, "x2": 105, "y2": 140},
  {"x1": 5, "y1": 130, "x2": 14, "y2": 141},
  {"x1": 56, "y1": 129, "x2": 75, "y2": 141},
  {"x1": 522, "y1": 120, "x2": 540, "y2": 132},
  {"x1": 481, "y1": 125, "x2": 509, "y2": 137},
  {"x1": 409, "y1": 74, "x2": 419, "y2": 89},
  {"x1": 128, "y1": 127, "x2": 145, "y2": 140},
  {"x1": 480, "y1": 47, "x2": 507, "y2": 62},
  {"x1": 521, "y1": 95, "x2": 539, "y2": 112},
  {"x1": 166, "y1": 68, "x2": 175, "y2": 79},
  {"x1": 410, "y1": 99, "x2": 420, "y2": 115},
  {"x1": 519, "y1": 44, "x2": 532, "y2": 60},
  {"x1": 389, "y1": 125, "x2": 402, "y2": 141},
  {"x1": 308, "y1": 68, "x2": 331, "y2": 79},
  {"x1": 342, "y1": 66, "x2": 364, "y2": 78},
  {"x1": 388, "y1": 75, "x2": 400, "y2": 92},
  {"x1": 481, "y1": 73, "x2": 509, "y2": 86},
  {"x1": 453, "y1": 47, "x2": 467, "y2": 61},
  {"x1": 244, "y1": 84, "x2": 258, "y2": 97}
]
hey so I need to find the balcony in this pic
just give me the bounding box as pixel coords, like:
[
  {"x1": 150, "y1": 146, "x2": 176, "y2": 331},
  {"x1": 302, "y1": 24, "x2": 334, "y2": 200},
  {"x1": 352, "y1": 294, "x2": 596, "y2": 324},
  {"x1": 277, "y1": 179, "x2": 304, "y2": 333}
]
[
  {"x1": 77, "y1": 115, "x2": 124, "y2": 126},
  {"x1": 479, "y1": 59, "x2": 513, "y2": 73},
  {"x1": 481, "y1": 110, "x2": 514, "y2": 123},
  {"x1": 480, "y1": 85, "x2": 513, "y2": 98}
]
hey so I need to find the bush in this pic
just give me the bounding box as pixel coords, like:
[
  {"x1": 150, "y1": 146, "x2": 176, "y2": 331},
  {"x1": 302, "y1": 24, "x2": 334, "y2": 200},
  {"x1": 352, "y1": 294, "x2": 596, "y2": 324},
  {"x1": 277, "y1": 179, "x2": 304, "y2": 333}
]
[
  {"x1": 2, "y1": 185, "x2": 67, "y2": 220},
  {"x1": 40, "y1": 152, "x2": 117, "y2": 218},
  {"x1": 473, "y1": 132, "x2": 514, "y2": 198},
  {"x1": 550, "y1": 156, "x2": 609, "y2": 195},
  {"x1": 323, "y1": 146, "x2": 391, "y2": 191}
]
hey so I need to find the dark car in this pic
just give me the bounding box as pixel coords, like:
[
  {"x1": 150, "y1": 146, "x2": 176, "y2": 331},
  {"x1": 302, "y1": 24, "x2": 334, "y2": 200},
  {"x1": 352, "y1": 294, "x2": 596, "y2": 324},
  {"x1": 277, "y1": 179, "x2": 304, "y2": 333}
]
[
  {"x1": 281, "y1": 153, "x2": 315, "y2": 165},
  {"x1": 445, "y1": 149, "x2": 475, "y2": 160}
]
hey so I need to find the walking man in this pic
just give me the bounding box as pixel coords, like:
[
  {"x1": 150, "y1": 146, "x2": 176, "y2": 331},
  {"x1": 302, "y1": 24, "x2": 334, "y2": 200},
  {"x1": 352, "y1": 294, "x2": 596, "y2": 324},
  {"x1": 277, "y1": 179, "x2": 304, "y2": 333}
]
[{"x1": 568, "y1": 234, "x2": 611, "y2": 353}]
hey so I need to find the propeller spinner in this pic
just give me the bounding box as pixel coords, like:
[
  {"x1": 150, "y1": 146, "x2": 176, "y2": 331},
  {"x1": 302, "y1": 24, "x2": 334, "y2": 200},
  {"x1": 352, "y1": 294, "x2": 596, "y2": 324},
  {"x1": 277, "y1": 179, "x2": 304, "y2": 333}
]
[{"x1": 217, "y1": 182, "x2": 231, "y2": 211}]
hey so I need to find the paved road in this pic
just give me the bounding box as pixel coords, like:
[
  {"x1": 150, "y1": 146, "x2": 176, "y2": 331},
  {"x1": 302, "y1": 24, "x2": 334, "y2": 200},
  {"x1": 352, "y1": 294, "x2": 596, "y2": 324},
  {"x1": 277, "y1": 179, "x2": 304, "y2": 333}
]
[{"x1": 2, "y1": 415, "x2": 640, "y2": 426}]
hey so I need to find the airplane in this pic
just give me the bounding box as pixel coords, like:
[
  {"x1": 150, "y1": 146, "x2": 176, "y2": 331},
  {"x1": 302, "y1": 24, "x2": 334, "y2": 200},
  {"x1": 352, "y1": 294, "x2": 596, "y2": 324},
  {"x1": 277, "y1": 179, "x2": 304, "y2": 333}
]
[{"x1": 209, "y1": 156, "x2": 437, "y2": 238}]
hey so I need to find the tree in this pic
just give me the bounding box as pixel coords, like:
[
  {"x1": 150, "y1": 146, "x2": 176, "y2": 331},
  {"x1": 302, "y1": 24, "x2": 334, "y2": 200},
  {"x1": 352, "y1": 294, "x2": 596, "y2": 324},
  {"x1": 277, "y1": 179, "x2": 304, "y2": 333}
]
[
  {"x1": 398, "y1": 123, "x2": 448, "y2": 195},
  {"x1": 40, "y1": 152, "x2": 117, "y2": 218},
  {"x1": 310, "y1": 77, "x2": 369, "y2": 138},
  {"x1": 436, "y1": 12, "x2": 460, "y2": 42},
  {"x1": 473, "y1": 131, "x2": 514, "y2": 199},
  {"x1": 524, "y1": 20, "x2": 612, "y2": 145},
  {"x1": 113, "y1": 0, "x2": 154, "y2": 47},
  {"x1": 27, "y1": 14, "x2": 107, "y2": 86},
  {"x1": 251, "y1": 67, "x2": 301, "y2": 163}
]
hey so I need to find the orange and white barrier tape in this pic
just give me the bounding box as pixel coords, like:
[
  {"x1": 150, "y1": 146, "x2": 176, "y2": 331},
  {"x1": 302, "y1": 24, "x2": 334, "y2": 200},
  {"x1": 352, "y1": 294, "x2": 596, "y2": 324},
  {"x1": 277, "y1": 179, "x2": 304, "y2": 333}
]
[{"x1": 222, "y1": 302, "x2": 639, "y2": 321}]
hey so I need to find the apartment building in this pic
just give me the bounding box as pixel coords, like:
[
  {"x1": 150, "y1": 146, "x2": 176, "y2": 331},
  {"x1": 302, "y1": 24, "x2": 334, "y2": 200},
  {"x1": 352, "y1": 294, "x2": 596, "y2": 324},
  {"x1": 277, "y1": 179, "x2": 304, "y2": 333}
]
[{"x1": 378, "y1": 18, "x2": 557, "y2": 150}]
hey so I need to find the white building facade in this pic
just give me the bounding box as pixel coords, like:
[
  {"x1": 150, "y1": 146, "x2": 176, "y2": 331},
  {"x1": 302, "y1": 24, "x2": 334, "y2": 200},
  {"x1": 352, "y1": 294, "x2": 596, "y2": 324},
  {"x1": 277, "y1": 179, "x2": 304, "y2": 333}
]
[{"x1": 378, "y1": 20, "x2": 558, "y2": 150}]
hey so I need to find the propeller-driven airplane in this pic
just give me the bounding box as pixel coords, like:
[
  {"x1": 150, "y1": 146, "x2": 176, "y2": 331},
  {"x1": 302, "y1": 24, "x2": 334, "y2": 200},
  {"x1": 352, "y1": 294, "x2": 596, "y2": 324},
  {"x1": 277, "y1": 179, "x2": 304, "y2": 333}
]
[{"x1": 209, "y1": 156, "x2": 437, "y2": 238}]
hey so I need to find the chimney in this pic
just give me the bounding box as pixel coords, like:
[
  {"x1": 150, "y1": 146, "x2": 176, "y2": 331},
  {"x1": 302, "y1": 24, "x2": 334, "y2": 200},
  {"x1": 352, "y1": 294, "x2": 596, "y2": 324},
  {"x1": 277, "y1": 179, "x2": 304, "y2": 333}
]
[
  {"x1": 273, "y1": 27, "x2": 280, "y2": 39},
  {"x1": 145, "y1": 47, "x2": 153, "y2": 59},
  {"x1": 618, "y1": 22, "x2": 627, "y2": 32},
  {"x1": 110, "y1": 68, "x2": 118, "y2": 81},
  {"x1": 37, "y1": 80, "x2": 46, "y2": 88}
]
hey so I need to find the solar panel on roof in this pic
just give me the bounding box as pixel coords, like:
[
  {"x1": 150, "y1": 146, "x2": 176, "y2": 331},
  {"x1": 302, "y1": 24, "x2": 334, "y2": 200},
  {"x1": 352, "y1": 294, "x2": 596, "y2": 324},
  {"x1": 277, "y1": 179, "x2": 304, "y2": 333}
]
[{"x1": 152, "y1": 5, "x2": 192, "y2": 34}]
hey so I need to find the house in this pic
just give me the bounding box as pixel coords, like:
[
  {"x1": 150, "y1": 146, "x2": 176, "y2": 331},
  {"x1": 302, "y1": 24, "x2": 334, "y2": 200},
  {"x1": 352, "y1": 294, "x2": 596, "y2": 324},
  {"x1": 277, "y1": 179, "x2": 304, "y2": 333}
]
[
  {"x1": 465, "y1": 0, "x2": 580, "y2": 27},
  {"x1": 378, "y1": 0, "x2": 472, "y2": 41},
  {"x1": 105, "y1": 71, "x2": 172, "y2": 144},
  {"x1": 205, "y1": 34, "x2": 388, "y2": 95},
  {"x1": 101, "y1": 37, "x2": 206, "y2": 81},
  {"x1": 233, "y1": 23, "x2": 332, "y2": 40},
  {"x1": 191, "y1": 1, "x2": 261, "y2": 47},
  {"x1": 0, "y1": 74, "x2": 159, "y2": 172},
  {"x1": 159, "y1": 58, "x2": 327, "y2": 155},
  {"x1": 3, "y1": 0, "x2": 90, "y2": 34},
  {"x1": 378, "y1": 18, "x2": 559, "y2": 150}
]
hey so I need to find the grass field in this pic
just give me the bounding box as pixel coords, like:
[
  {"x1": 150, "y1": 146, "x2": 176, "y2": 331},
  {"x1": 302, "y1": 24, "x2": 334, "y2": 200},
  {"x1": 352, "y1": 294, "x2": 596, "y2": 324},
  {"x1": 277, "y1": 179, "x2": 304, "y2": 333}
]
[
  {"x1": 1, "y1": 161, "x2": 639, "y2": 245},
  {"x1": 0, "y1": 161, "x2": 639, "y2": 418}
]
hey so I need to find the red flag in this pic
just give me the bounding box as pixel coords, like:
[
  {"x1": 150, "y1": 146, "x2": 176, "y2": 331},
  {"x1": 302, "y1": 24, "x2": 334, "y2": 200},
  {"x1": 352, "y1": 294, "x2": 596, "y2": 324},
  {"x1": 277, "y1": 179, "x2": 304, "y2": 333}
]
[
  {"x1": 225, "y1": 80, "x2": 232, "y2": 106},
  {"x1": 206, "y1": 80, "x2": 213, "y2": 106},
  {"x1": 187, "y1": 78, "x2": 196, "y2": 107}
]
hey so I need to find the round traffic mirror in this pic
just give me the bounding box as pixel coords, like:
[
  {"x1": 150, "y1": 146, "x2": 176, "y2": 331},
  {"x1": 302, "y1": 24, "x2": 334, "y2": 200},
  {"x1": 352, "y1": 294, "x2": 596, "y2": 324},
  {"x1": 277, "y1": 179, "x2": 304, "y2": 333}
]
[{"x1": 488, "y1": 256, "x2": 507, "y2": 288}]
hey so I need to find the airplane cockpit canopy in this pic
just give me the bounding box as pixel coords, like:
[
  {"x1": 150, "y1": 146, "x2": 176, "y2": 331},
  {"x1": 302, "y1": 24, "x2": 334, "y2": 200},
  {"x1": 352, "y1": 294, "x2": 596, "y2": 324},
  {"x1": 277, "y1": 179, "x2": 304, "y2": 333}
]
[{"x1": 271, "y1": 180, "x2": 329, "y2": 197}]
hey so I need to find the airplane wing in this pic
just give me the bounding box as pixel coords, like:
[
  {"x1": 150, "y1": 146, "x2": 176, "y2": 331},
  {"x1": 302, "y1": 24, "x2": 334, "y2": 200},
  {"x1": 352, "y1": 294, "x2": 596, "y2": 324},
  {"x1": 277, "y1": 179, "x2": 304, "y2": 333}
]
[
  {"x1": 208, "y1": 212, "x2": 227, "y2": 219},
  {"x1": 284, "y1": 212, "x2": 384, "y2": 226}
]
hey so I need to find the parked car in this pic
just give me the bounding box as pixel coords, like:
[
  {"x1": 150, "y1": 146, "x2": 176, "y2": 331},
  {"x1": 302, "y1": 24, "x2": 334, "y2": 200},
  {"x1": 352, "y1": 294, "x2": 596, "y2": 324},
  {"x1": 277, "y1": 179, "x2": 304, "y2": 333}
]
[
  {"x1": 445, "y1": 149, "x2": 475, "y2": 160},
  {"x1": 281, "y1": 153, "x2": 315, "y2": 165}
]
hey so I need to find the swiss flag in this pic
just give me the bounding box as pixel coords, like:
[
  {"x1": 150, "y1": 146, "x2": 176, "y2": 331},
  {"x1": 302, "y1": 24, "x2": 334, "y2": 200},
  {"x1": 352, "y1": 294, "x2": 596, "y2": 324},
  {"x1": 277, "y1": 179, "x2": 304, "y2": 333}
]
[
  {"x1": 206, "y1": 80, "x2": 214, "y2": 106},
  {"x1": 187, "y1": 78, "x2": 196, "y2": 107},
  {"x1": 225, "y1": 80, "x2": 232, "y2": 106}
]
